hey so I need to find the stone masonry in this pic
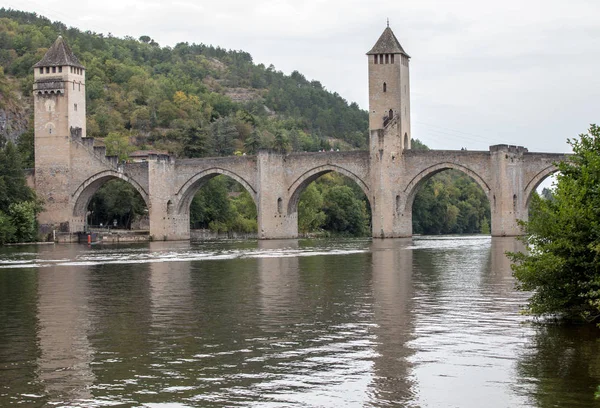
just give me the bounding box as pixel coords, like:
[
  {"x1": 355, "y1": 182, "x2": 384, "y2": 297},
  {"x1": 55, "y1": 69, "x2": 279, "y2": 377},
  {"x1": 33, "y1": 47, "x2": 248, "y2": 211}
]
[{"x1": 32, "y1": 30, "x2": 568, "y2": 241}]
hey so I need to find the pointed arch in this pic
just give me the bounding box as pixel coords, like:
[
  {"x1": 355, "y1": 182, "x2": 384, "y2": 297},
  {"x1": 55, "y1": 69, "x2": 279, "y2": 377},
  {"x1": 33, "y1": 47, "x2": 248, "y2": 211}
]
[
  {"x1": 175, "y1": 167, "x2": 257, "y2": 213},
  {"x1": 71, "y1": 170, "x2": 150, "y2": 217},
  {"x1": 523, "y1": 165, "x2": 559, "y2": 207},
  {"x1": 402, "y1": 162, "x2": 491, "y2": 213},
  {"x1": 287, "y1": 164, "x2": 370, "y2": 215}
]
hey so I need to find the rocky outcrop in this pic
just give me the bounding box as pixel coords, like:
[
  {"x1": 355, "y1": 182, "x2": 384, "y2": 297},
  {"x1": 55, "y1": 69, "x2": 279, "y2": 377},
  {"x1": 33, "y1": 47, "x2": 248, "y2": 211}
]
[{"x1": 0, "y1": 105, "x2": 29, "y2": 143}]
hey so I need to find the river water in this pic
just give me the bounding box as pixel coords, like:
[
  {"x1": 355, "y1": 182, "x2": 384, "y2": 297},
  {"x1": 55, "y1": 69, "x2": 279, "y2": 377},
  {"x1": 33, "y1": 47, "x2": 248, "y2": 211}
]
[{"x1": 0, "y1": 237, "x2": 599, "y2": 407}]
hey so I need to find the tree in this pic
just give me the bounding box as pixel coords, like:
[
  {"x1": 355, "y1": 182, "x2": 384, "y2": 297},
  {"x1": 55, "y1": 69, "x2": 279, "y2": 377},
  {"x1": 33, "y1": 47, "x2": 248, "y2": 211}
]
[
  {"x1": 243, "y1": 130, "x2": 261, "y2": 154},
  {"x1": 0, "y1": 141, "x2": 40, "y2": 244},
  {"x1": 298, "y1": 183, "x2": 326, "y2": 234},
  {"x1": 103, "y1": 131, "x2": 134, "y2": 161},
  {"x1": 272, "y1": 129, "x2": 290, "y2": 154},
  {"x1": 508, "y1": 125, "x2": 600, "y2": 323},
  {"x1": 323, "y1": 185, "x2": 369, "y2": 236},
  {"x1": 88, "y1": 179, "x2": 147, "y2": 228}
]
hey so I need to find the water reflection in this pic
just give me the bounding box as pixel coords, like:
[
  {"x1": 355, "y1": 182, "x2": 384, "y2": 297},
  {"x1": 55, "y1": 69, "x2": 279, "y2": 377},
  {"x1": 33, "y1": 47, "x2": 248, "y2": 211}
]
[
  {"x1": 0, "y1": 237, "x2": 599, "y2": 407},
  {"x1": 516, "y1": 324, "x2": 600, "y2": 408},
  {"x1": 36, "y1": 245, "x2": 95, "y2": 405},
  {"x1": 368, "y1": 238, "x2": 416, "y2": 406},
  {"x1": 0, "y1": 246, "x2": 42, "y2": 406},
  {"x1": 409, "y1": 237, "x2": 530, "y2": 408},
  {"x1": 257, "y1": 239, "x2": 300, "y2": 328}
]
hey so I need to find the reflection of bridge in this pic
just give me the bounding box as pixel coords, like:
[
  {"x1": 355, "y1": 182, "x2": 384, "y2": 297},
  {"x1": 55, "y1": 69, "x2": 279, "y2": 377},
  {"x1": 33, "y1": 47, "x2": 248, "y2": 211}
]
[{"x1": 32, "y1": 29, "x2": 567, "y2": 240}]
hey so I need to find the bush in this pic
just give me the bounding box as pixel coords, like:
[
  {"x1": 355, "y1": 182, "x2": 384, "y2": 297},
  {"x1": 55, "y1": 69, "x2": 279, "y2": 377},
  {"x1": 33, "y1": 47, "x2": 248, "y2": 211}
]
[{"x1": 509, "y1": 125, "x2": 600, "y2": 323}]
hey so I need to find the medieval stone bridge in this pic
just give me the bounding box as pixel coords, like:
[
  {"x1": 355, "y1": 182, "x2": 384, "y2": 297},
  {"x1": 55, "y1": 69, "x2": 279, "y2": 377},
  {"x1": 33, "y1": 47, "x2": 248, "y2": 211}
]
[
  {"x1": 31, "y1": 31, "x2": 568, "y2": 240},
  {"x1": 38, "y1": 131, "x2": 565, "y2": 240}
]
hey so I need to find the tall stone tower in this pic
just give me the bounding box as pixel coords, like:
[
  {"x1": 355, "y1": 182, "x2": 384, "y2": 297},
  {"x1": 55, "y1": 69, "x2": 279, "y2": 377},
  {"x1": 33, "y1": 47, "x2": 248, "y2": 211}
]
[
  {"x1": 33, "y1": 36, "x2": 86, "y2": 231},
  {"x1": 368, "y1": 25, "x2": 411, "y2": 238},
  {"x1": 367, "y1": 24, "x2": 411, "y2": 151}
]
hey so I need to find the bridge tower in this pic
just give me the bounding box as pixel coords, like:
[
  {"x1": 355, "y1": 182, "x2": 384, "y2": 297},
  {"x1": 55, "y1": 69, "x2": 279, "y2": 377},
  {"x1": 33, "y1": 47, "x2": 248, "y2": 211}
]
[
  {"x1": 33, "y1": 36, "x2": 86, "y2": 232},
  {"x1": 368, "y1": 24, "x2": 412, "y2": 237},
  {"x1": 367, "y1": 23, "x2": 411, "y2": 150}
]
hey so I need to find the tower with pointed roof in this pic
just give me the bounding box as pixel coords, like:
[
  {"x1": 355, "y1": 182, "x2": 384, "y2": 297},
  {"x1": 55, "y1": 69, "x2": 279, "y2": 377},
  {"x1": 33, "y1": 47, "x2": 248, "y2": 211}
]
[
  {"x1": 367, "y1": 24, "x2": 411, "y2": 151},
  {"x1": 33, "y1": 36, "x2": 86, "y2": 229}
]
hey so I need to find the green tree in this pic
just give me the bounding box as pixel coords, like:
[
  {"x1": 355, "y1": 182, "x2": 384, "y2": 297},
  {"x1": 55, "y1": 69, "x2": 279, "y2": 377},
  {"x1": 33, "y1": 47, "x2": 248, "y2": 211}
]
[
  {"x1": 0, "y1": 141, "x2": 39, "y2": 244},
  {"x1": 182, "y1": 124, "x2": 210, "y2": 158},
  {"x1": 0, "y1": 210, "x2": 16, "y2": 244},
  {"x1": 323, "y1": 185, "x2": 369, "y2": 236},
  {"x1": 88, "y1": 179, "x2": 147, "y2": 228},
  {"x1": 508, "y1": 125, "x2": 600, "y2": 323},
  {"x1": 8, "y1": 201, "x2": 38, "y2": 242},
  {"x1": 103, "y1": 131, "x2": 134, "y2": 161},
  {"x1": 0, "y1": 141, "x2": 34, "y2": 212},
  {"x1": 243, "y1": 130, "x2": 261, "y2": 154},
  {"x1": 298, "y1": 183, "x2": 326, "y2": 234},
  {"x1": 272, "y1": 129, "x2": 290, "y2": 154}
]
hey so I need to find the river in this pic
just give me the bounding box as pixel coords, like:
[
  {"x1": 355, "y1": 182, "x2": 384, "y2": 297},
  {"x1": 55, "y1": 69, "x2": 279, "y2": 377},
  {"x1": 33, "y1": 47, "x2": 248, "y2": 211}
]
[{"x1": 0, "y1": 237, "x2": 599, "y2": 407}]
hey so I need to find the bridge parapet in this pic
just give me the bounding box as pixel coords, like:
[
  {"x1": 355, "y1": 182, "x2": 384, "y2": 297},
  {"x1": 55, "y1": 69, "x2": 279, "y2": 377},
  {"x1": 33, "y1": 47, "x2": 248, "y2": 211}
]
[{"x1": 489, "y1": 144, "x2": 529, "y2": 154}]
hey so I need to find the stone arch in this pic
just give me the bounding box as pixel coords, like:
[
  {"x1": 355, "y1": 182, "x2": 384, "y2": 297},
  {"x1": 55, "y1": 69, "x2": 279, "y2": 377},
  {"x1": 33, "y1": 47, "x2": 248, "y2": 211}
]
[
  {"x1": 402, "y1": 162, "x2": 491, "y2": 213},
  {"x1": 71, "y1": 170, "x2": 150, "y2": 218},
  {"x1": 286, "y1": 164, "x2": 371, "y2": 215},
  {"x1": 523, "y1": 165, "x2": 559, "y2": 208},
  {"x1": 175, "y1": 167, "x2": 257, "y2": 214},
  {"x1": 404, "y1": 133, "x2": 410, "y2": 150}
]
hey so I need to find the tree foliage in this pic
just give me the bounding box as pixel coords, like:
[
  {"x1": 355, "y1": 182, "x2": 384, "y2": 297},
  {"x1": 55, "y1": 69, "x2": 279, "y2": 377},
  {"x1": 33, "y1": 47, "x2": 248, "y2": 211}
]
[
  {"x1": 297, "y1": 172, "x2": 371, "y2": 237},
  {"x1": 189, "y1": 176, "x2": 257, "y2": 233},
  {"x1": 87, "y1": 179, "x2": 147, "y2": 228},
  {"x1": 0, "y1": 8, "x2": 369, "y2": 158},
  {"x1": 0, "y1": 10, "x2": 494, "y2": 239},
  {"x1": 413, "y1": 170, "x2": 491, "y2": 234},
  {"x1": 508, "y1": 125, "x2": 600, "y2": 323},
  {"x1": 0, "y1": 141, "x2": 40, "y2": 244}
]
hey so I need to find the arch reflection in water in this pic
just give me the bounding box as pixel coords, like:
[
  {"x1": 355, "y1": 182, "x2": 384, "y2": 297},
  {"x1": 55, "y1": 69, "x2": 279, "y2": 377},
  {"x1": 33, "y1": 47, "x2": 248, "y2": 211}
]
[{"x1": 408, "y1": 236, "x2": 530, "y2": 408}]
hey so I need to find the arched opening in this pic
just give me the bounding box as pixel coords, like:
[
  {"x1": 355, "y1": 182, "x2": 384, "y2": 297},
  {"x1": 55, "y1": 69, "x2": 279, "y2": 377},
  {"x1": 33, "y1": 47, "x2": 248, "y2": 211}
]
[
  {"x1": 289, "y1": 170, "x2": 372, "y2": 237},
  {"x1": 383, "y1": 82, "x2": 387, "y2": 93},
  {"x1": 73, "y1": 174, "x2": 150, "y2": 232},
  {"x1": 524, "y1": 169, "x2": 560, "y2": 220},
  {"x1": 408, "y1": 168, "x2": 491, "y2": 235},
  {"x1": 524, "y1": 167, "x2": 559, "y2": 210},
  {"x1": 185, "y1": 174, "x2": 257, "y2": 238},
  {"x1": 404, "y1": 133, "x2": 409, "y2": 150},
  {"x1": 389, "y1": 109, "x2": 393, "y2": 120}
]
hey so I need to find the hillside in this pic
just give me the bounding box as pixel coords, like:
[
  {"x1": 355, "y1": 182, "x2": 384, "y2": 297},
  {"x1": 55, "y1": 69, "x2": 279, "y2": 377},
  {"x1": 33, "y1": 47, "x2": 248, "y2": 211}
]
[
  {"x1": 0, "y1": 9, "x2": 492, "y2": 237},
  {"x1": 0, "y1": 8, "x2": 368, "y2": 157}
]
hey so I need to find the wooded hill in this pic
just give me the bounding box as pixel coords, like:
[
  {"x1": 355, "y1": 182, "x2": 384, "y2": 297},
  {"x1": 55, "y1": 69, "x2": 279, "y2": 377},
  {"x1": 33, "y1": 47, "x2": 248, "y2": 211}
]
[
  {"x1": 0, "y1": 8, "x2": 491, "y2": 237},
  {"x1": 0, "y1": 8, "x2": 368, "y2": 157}
]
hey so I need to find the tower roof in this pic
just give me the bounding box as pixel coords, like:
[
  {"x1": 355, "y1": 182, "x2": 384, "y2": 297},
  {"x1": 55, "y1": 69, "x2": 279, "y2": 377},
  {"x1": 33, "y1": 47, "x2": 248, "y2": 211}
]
[
  {"x1": 33, "y1": 36, "x2": 84, "y2": 69},
  {"x1": 367, "y1": 27, "x2": 409, "y2": 57}
]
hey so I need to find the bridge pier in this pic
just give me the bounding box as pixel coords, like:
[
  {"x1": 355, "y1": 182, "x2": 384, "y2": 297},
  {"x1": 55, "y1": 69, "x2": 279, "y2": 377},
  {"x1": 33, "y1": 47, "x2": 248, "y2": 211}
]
[
  {"x1": 147, "y1": 158, "x2": 189, "y2": 241},
  {"x1": 256, "y1": 151, "x2": 298, "y2": 239},
  {"x1": 488, "y1": 145, "x2": 529, "y2": 237}
]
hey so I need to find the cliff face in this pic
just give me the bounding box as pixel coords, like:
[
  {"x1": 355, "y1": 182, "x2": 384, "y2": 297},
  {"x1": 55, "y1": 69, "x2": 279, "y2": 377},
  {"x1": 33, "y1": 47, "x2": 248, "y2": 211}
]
[
  {"x1": 0, "y1": 103, "x2": 29, "y2": 144},
  {"x1": 0, "y1": 74, "x2": 30, "y2": 144}
]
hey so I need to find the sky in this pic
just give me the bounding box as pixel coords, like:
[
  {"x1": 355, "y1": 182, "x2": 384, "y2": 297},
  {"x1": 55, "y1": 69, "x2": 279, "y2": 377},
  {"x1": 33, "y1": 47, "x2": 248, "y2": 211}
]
[{"x1": 6, "y1": 0, "x2": 599, "y2": 153}]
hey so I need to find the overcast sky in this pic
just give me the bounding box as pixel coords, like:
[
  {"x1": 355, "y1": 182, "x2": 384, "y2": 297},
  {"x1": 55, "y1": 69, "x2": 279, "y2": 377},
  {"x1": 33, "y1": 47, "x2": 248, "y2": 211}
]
[{"x1": 7, "y1": 0, "x2": 600, "y2": 153}]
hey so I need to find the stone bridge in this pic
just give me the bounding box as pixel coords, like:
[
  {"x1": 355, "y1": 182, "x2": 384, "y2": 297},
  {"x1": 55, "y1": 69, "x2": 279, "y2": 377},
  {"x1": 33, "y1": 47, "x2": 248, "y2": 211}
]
[
  {"x1": 36, "y1": 131, "x2": 565, "y2": 240},
  {"x1": 31, "y1": 32, "x2": 568, "y2": 240}
]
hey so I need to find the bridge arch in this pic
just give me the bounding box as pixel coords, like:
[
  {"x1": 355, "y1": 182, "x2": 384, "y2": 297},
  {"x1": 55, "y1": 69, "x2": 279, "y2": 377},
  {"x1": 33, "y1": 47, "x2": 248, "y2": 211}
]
[
  {"x1": 176, "y1": 167, "x2": 258, "y2": 214},
  {"x1": 72, "y1": 170, "x2": 150, "y2": 218},
  {"x1": 402, "y1": 162, "x2": 491, "y2": 214},
  {"x1": 287, "y1": 164, "x2": 371, "y2": 215},
  {"x1": 523, "y1": 165, "x2": 559, "y2": 208},
  {"x1": 286, "y1": 164, "x2": 371, "y2": 215}
]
